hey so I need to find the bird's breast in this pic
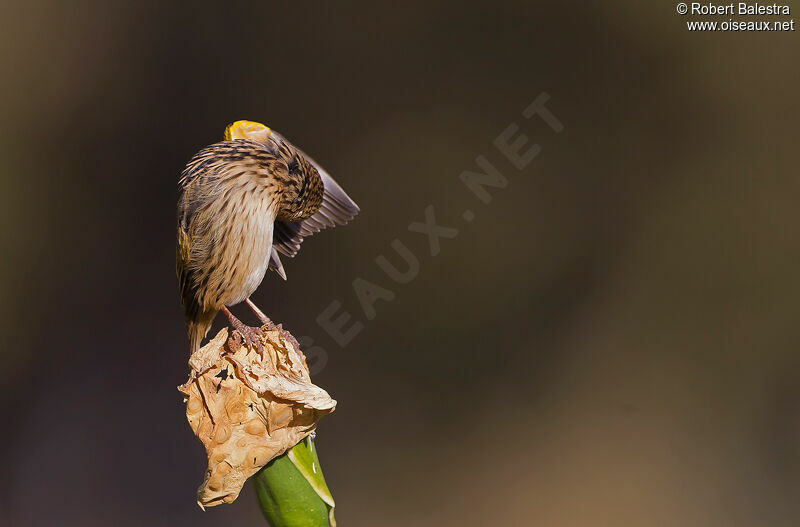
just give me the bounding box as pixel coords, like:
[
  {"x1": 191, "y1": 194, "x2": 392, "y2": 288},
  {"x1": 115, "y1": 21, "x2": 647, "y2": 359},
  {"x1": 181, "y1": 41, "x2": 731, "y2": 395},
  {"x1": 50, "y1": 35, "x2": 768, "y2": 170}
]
[{"x1": 215, "y1": 187, "x2": 276, "y2": 306}]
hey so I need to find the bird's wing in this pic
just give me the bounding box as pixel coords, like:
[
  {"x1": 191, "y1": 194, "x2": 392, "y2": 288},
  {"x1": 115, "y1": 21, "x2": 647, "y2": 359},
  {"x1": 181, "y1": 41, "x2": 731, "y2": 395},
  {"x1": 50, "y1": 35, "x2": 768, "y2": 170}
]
[
  {"x1": 272, "y1": 170, "x2": 360, "y2": 258},
  {"x1": 268, "y1": 248, "x2": 287, "y2": 280},
  {"x1": 271, "y1": 147, "x2": 359, "y2": 274},
  {"x1": 176, "y1": 224, "x2": 195, "y2": 317}
]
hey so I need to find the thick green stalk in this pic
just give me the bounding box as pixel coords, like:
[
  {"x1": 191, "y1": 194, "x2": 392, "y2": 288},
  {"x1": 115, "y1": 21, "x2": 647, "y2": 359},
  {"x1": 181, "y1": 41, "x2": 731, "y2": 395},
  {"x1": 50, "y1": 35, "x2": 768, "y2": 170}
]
[{"x1": 253, "y1": 436, "x2": 336, "y2": 527}]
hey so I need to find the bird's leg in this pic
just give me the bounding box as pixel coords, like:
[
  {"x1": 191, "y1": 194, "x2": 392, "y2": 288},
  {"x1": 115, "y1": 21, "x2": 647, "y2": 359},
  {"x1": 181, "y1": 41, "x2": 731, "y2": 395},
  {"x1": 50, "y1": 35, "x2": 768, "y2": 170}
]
[
  {"x1": 247, "y1": 298, "x2": 302, "y2": 356},
  {"x1": 245, "y1": 298, "x2": 275, "y2": 328},
  {"x1": 221, "y1": 306, "x2": 263, "y2": 351}
]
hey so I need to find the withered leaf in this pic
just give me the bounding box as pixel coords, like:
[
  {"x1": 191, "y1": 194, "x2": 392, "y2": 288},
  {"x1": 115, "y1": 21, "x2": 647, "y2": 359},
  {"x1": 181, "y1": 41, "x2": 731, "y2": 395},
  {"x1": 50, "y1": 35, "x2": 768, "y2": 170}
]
[{"x1": 178, "y1": 326, "x2": 336, "y2": 508}]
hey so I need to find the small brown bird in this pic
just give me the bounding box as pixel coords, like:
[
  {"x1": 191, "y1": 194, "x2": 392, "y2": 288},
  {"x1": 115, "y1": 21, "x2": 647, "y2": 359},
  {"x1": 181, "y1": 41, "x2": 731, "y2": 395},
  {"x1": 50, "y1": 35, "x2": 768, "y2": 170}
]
[{"x1": 177, "y1": 120, "x2": 359, "y2": 353}]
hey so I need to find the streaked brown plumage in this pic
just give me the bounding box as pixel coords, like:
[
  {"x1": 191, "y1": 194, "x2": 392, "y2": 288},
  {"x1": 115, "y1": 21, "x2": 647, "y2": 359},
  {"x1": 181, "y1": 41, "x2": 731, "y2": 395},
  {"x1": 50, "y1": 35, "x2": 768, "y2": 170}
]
[{"x1": 177, "y1": 121, "x2": 359, "y2": 353}]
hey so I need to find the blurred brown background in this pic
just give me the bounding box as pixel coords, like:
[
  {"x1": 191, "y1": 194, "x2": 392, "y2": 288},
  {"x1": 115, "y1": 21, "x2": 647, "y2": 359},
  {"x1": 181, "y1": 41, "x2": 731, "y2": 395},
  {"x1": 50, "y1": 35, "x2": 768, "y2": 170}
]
[{"x1": 2, "y1": 2, "x2": 799, "y2": 526}]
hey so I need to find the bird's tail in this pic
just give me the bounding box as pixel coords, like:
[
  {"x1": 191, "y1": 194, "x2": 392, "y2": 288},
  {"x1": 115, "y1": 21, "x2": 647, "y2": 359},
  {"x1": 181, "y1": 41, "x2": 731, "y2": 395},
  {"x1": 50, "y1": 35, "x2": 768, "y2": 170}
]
[{"x1": 188, "y1": 310, "x2": 217, "y2": 355}]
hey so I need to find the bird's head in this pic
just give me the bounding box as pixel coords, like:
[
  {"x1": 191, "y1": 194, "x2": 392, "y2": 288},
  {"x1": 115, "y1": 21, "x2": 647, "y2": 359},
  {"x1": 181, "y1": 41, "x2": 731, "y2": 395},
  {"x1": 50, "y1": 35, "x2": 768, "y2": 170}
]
[{"x1": 224, "y1": 120, "x2": 272, "y2": 143}]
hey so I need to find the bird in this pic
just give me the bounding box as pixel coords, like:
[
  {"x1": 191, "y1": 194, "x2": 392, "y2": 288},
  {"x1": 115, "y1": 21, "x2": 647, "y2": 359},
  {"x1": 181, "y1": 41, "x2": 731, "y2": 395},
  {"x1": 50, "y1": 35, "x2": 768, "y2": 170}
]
[{"x1": 177, "y1": 120, "x2": 359, "y2": 354}]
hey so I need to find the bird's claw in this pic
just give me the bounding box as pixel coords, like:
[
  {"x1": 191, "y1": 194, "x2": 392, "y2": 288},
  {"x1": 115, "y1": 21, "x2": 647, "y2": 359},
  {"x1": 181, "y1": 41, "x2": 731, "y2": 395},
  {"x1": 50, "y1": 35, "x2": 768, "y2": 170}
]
[
  {"x1": 222, "y1": 305, "x2": 265, "y2": 353},
  {"x1": 234, "y1": 325, "x2": 264, "y2": 353}
]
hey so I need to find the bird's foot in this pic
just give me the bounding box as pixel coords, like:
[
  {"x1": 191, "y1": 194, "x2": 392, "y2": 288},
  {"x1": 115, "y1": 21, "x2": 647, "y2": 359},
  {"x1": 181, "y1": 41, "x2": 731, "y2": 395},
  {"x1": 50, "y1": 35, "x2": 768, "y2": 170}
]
[
  {"x1": 234, "y1": 325, "x2": 265, "y2": 353},
  {"x1": 246, "y1": 299, "x2": 300, "y2": 355},
  {"x1": 222, "y1": 306, "x2": 264, "y2": 352}
]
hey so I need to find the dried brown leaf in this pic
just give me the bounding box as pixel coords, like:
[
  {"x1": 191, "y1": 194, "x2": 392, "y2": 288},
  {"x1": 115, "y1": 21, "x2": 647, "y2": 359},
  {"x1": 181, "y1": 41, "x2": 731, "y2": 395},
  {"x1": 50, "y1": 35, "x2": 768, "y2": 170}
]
[{"x1": 178, "y1": 326, "x2": 336, "y2": 508}]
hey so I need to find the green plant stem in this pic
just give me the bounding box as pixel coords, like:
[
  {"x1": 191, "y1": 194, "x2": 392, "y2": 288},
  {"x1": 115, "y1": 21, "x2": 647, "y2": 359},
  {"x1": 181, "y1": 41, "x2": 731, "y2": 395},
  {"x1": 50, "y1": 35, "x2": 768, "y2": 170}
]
[{"x1": 253, "y1": 436, "x2": 336, "y2": 527}]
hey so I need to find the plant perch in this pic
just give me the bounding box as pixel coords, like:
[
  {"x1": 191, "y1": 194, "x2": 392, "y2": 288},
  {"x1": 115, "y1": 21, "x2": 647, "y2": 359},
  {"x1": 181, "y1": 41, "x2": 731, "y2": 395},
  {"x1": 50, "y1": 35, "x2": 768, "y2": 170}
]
[{"x1": 179, "y1": 322, "x2": 337, "y2": 526}]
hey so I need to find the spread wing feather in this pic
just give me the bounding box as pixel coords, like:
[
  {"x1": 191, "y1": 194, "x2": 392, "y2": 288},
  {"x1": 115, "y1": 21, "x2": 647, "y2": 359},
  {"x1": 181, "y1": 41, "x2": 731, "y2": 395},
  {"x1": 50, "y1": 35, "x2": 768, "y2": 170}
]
[{"x1": 269, "y1": 146, "x2": 359, "y2": 276}]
